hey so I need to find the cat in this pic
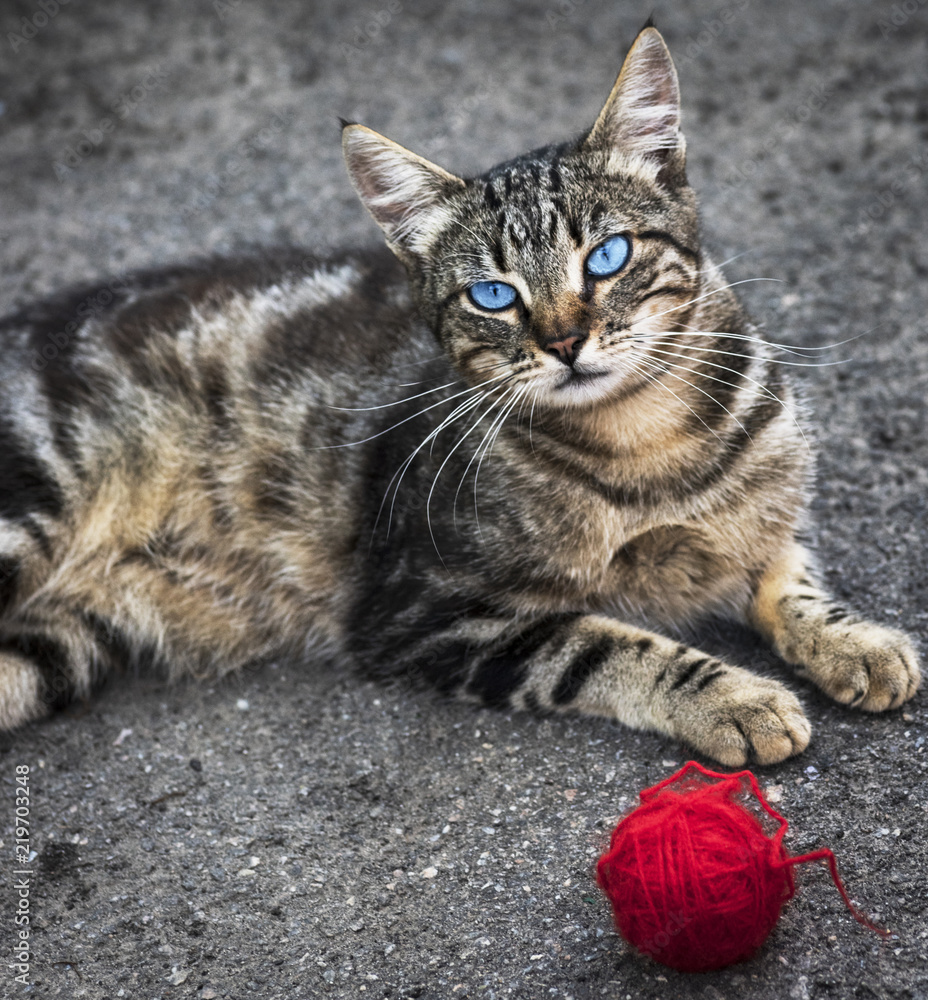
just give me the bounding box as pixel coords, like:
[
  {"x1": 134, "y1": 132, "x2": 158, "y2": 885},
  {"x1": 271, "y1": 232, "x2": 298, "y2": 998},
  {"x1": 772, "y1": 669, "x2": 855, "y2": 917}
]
[{"x1": 0, "y1": 24, "x2": 919, "y2": 765}]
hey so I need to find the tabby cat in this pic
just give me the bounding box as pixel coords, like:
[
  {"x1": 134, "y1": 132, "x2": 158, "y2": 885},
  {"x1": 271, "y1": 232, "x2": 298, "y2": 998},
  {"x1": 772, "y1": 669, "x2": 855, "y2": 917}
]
[{"x1": 0, "y1": 26, "x2": 919, "y2": 765}]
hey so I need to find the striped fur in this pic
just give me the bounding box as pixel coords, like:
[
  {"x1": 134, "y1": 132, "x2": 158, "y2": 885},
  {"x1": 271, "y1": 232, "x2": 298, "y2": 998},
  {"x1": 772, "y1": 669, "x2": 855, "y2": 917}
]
[{"x1": 0, "y1": 27, "x2": 919, "y2": 763}]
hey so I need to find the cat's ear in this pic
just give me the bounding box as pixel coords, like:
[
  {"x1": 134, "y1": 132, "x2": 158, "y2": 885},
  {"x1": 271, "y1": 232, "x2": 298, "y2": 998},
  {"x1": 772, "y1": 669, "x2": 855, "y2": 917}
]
[
  {"x1": 584, "y1": 25, "x2": 686, "y2": 188},
  {"x1": 342, "y1": 123, "x2": 465, "y2": 259}
]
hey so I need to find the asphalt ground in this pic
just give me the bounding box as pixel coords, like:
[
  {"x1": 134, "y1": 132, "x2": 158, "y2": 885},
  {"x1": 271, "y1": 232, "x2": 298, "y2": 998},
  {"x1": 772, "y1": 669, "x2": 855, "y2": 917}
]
[{"x1": 0, "y1": 1, "x2": 926, "y2": 997}]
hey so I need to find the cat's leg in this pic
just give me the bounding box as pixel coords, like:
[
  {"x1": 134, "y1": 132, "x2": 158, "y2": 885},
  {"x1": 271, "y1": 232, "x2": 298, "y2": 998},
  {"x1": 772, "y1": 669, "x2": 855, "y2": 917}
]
[
  {"x1": 0, "y1": 525, "x2": 303, "y2": 731},
  {"x1": 0, "y1": 521, "x2": 66, "y2": 729},
  {"x1": 749, "y1": 542, "x2": 921, "y2": 710},
  {"x1": 364, "y1": 608, "x2": 810, "y2": 765},
  {"x1": 0, "y1": 543, "x2": 129, "y2": 728},
  {"x1": 0, "y1": 604, "x2": 101, "y2": 728}
]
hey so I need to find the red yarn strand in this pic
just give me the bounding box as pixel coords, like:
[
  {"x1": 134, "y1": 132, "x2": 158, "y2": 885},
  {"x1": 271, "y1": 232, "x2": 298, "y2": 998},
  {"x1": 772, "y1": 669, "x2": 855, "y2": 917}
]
[{"x1": 781, "y1": 848, "x2": 890, "y2": 938}]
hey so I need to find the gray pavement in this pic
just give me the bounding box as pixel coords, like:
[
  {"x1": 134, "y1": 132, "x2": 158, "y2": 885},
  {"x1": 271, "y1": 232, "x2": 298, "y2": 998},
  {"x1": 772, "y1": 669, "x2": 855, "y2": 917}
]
[{"x1": 0, "y1": 0, "x2": 926, "y2": 997}]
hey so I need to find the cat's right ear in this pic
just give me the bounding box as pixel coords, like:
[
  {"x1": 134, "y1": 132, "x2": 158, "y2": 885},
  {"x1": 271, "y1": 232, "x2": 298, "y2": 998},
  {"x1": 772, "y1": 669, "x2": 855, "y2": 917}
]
[
  {"x1": 342, "y1": 123, "x2": 465, "y2": 260},
  {"x1": 583, "y1": 25, "x2": 687, "y2": 189}
]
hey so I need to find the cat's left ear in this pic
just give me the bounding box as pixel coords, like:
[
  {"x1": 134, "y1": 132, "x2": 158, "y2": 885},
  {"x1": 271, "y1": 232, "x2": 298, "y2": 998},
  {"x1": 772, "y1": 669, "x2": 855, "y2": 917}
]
[
  {"x1": 342, "y1": 123, "x2": 465, "y2": 260},
  {"x1": 584, "y1": 25, "x2": 686, "y2": 188}
]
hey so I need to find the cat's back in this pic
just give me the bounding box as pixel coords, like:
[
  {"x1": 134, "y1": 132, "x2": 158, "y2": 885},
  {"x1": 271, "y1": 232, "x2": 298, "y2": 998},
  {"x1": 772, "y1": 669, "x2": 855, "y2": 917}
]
[
  {"x1": 1, "y1": 244, "x2": 414, "y2": 393},
  {"x1": 0, "y1": 246, "x2": 424, "y2": 616},
  {"x1": 0, "y1": 245, "x2": 427, "y2": 477}
]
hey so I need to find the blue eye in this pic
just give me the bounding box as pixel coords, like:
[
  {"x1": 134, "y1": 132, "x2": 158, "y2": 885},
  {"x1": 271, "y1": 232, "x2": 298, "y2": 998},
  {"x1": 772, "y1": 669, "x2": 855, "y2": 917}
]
[
  {"x1": 586, "y1": 234, "x2": 631, "y2": 277},
  {"x1": 467, "y1": 281, "x2": 518, "y2": 311}
]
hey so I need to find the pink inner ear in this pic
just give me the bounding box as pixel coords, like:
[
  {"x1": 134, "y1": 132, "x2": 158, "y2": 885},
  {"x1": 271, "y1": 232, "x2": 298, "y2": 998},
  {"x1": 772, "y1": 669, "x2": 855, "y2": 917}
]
[
  {"x1": 345, "y1": 142, "x2": 391, "y2": 205},
  {"x1": 627, "y1": 54, "x2": 680, "y2": 141},
  {"x1": 343, "y1": 127, "x2": 460, "y2": 245},
  {"x1": 351, "y1": 154, "x2": 401, "y2": 206}
]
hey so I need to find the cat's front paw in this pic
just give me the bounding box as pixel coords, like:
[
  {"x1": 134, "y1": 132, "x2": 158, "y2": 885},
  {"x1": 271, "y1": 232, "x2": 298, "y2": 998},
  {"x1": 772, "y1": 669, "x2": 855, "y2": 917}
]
[
  {"x1": 673, "y1": 670, "x2": 811, "y2": 767},
  {"x1": 799, "y1": 622, "x2": 921, "y2": 712}
]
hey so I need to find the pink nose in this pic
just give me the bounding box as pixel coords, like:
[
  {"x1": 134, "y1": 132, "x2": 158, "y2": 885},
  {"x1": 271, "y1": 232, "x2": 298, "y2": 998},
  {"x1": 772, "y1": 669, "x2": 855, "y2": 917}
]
[{"x1": 546, "y1": 334, "x2": 584, "y2": 364}]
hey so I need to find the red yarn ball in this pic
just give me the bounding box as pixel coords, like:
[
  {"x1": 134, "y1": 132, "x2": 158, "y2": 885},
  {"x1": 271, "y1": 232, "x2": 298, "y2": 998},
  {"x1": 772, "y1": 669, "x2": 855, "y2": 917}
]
[{"x1": 596, "y1": 762, "x2": 884, "y2": 973}]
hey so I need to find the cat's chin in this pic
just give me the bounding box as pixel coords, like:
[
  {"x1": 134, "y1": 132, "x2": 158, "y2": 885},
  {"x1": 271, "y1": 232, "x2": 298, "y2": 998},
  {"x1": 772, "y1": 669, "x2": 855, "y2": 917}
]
[{"x1": 540, "y1": 365, "x2": 634, "y2": 409}]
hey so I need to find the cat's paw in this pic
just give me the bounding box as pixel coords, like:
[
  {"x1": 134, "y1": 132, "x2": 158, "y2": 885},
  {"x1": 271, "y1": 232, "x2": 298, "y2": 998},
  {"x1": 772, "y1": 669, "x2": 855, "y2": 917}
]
[
  {"x1": 800, "y1": 622, "x2": 921, "y2": 712},
  {"x1": 0, "y1": 653, "x2": 46, "y2": 730},
  {"x1": 674, "y1": 670, "x2": 811, "y2": 767}
]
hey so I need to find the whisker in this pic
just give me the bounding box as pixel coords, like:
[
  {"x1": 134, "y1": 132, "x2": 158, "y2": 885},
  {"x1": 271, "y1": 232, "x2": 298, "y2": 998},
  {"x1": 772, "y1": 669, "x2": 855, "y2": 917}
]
[
  {"x1": 317, "y1": 371, "x2": 511, "y2": 450},
  {"x1": 373, "y1": 384, "x2": 508, "y2": 544},
  {"x1": 652, "y1": 319, "x2": 881, "y2": 356},
  {"x1": 637, "y1": 348, "x2": 811, "y2": 452},
  {"x1": 428, "y1": 366, "x2": 514, "y2": 454},
  {"x1": 449, "y1": 220, "x2": 493, "y2": 244},
  {"x1": 472, "y1": 386, "x2": 528, "y2": 536},
  {"x1": 641, "y1": 325, "x2": 842, "y2": 358},
  {"x1": 425, "y1": 385, "x2": 523, "y2": 558},
  {"x1": 515, "y1": 386, "x2": 535, "y2": 448},
  {"x1": 440, "y1": 251, "x2": 486, "y2": 267},
  {"x1": 643, "y1": 337, "x2": 846, "y2": 368},
  {"x1": 644, "y1": 346, "x2": 781, "y2": 399},
  {"x1": 326, "y1": 379, "x2": 461, "y2": 411},
  {"x1": 330, "y1": 360, "x2": 516, "y2": 413},
  {"x1": 452, "y1": 386, "x2": 520, "y2": 533},
  {"x1": 654, "y1": 324, "x2": 822, "y2": 356},
  {"x1": 625, "y1": 355, "x2": 737, "y2": 447},
  {"x1": 528, "y1": 386, "x2": 541, "y2": 456},
  {"x1": 486, "y1": 385, "x2": 528, "y2": 463},
  {"x1": 696, "y1": 249, "x2": 757, "y2": 274},
  {"x1": 392, "y1": 376, "x2": 456, "y2": 387},
  {"x1": 640, "y1": 278, "x2": 785, "y2": 323},
  {"x1": 447, "y1": 386, "x2": 523, "y2": 534},
  {"x1": 470, "y1": 359, "x2": 518, "y2": 376}
]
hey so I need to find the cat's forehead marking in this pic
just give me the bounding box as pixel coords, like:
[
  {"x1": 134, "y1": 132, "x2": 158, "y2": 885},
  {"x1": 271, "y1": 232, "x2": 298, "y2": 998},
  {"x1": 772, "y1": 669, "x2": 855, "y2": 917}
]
[{"x1": 477, "y1": 165, "x2": 565, "y2": 252}]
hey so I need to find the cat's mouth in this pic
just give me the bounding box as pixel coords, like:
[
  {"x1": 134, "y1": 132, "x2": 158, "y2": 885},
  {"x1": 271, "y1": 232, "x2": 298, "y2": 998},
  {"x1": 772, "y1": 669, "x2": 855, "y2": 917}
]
[
  {"x1": 557, "y1": 367, "x2": 611, "y2": 388},
  {"x1": 543, "y1": 362, "x2": 638, "y2": 409}
]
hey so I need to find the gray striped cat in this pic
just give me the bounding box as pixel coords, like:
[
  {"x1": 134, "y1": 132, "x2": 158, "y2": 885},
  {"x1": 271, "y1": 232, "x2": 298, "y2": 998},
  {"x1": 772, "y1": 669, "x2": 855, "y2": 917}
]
[{"x1": 0, "y1": 25, "x2": 919, "y2": 764}]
